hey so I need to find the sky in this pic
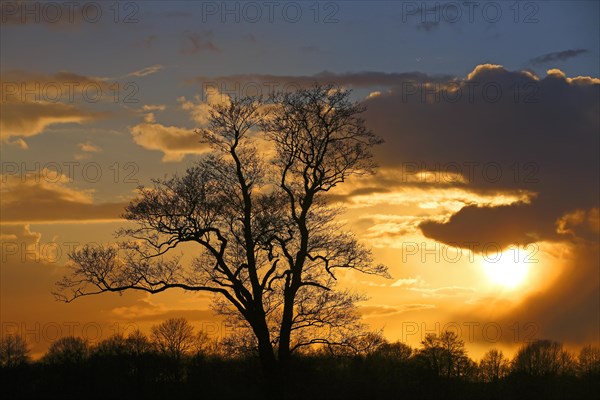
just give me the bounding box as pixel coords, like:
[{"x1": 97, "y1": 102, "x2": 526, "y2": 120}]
[{"x1": 1, "y1": 0, "x2": 599, "y2": 359}]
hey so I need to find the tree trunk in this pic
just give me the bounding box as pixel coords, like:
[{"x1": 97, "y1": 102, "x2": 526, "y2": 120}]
[{"x1": 278, "y1": 286, "x2": 296, "y2": 372}]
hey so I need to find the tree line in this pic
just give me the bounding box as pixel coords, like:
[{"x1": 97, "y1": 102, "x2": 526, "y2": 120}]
[{"x1": 1, "y1": 318, "x2": 599, "y2": 399}]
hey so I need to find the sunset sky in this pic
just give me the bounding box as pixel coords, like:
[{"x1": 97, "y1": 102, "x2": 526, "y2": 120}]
[{"x1": 1, "y1": 1, "x2": 599, "y2": 359}]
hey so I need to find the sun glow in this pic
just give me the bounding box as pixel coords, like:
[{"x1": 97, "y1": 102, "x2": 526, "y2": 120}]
[{"x1": 482, "y1": 248, "x2": 531, "y2": 288}]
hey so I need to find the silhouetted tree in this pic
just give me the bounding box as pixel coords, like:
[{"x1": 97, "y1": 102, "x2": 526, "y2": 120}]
[
  {"x1": 415, "y1": 331, "x2": 471, "y2": 379},
  {"x1": 479, "y1": 348, "x2": 510, "y2": 382},
  {"x1": 321, "y1": 329, "x2": 386, "y2": 357},
  {"x1": 512, "y1": 339, "x2": 576, "y2": 377},
  {"x1": 55, "y1": 85, "x2": 389, "y2": 381},
  {"x1": 578, "y1": 345, "x2": 600, "y2": 377},
  {"x1": 369, "y1": 340, "x2": 412, "y2": 362},
  {"x1": 125, "y1": 329, "x2": 155, "y2": 356},
  {"x1": 0, "y1": 334, "x2": 30, "y2": 367},
  {"x1": 44, "y1": 336, "x2": 89, "y2": 365},
  {"x1": 150, "y1": 317, "x2": 196, "y2": 360},
  {"x1": 92, "y1": 333, "x2": 129, "y2": 357}
]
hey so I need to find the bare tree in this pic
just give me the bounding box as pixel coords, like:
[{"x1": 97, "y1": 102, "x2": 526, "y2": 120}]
[
  {"x1": 125, "y1": 329, "x2": 155, "y2": 356},
  {"x1": 370, "y1": 340, "x2": 412, "y2": 362},
  {"x1": 55, "y1": 85, "x2": 388, "y2": 379},
  {"x1": 512, "y1": 339, "x2": 576, "y2": 377},
  {"x1": 0, "y1": 335, "x2": 30, "y2": 368},
  {"x1": 150, "y1": 318, "x2": 196, "y2": 360},
  {"x1": 478, "y1": 349, "x2": 510, "y2": 383},
  {"x1": 92, "y1": 333, "x2": 129, "y2": 357},
  {"x1": 416, "y1": 331, "x2": 472, "y2": 379},
  {"x1": 578, "y1": 345, "x2": 600, "y2": 377},
  {"x1": 44, "y1": 336, "x2": 89, "y2": 365}
]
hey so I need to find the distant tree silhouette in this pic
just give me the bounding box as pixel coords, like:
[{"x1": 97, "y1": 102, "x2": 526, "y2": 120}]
[
  {"x1": 415, "y1": 331, "x2": 472, "y2": 379},
  {"x1": 479, "y1": 348, "x2": 510, "y2": 382},
  {"x1": 44, "y1": 336, "x2": 89, "y2": 365},
  {"x1": 0, "y1": 334, "x2": 30, "y2": 367},
  {"x1": 92, "y1": 333, "x2": 129, "y2": 357},
  {"x1": 150, "y1": 317, "x2": 196, "y2": 360},
  {"x1": 3, "y1": 327, "x2": 600, "y2": 400},
  {"x1": 512, "y1": 339, "x2": 576, "y2": 377},
  {"x1": 55, "y1": 85, "x2": 389, "y2": 382},
  {"x1": 125, "y1": 329, "x2": 155, "y2": 356},
  {"x1": 578, "y1": 345, "x2": 600, "y2": 377},
  {"x1": 319, "y1": 329, "x2": 386, "y2": 357},
  {"x1": 370, "y1": 340, "x2": 412, "y2": 362}
]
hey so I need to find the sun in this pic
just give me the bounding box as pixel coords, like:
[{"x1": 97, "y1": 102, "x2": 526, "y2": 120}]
[{"x1": 482, "y1": 249, "x2": 530, "y2": 288}]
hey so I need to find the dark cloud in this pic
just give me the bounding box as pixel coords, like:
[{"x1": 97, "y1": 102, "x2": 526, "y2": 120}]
[
  {"x1": 326, "y1": 186, "x2": 391, "y2": 203},
  {"x1": 529, "y1": 49, "x2": 588, "y2": 65},
  {"x1": 420, "y1": 203, "x2": 558, "y2": 249},
  {"x1": 362, "y1": 65, "x2": 598, "y2": 247}
]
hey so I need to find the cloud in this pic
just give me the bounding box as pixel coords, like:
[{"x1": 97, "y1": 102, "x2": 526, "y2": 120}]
[
  {"x1": 141, "y1": 104, "x2": 166, "y2": 112},
  {"x1": 1, "y1": 70, "x2": 117, "y2": 93},
  {"x1": 0, "y1": 101, "x2": 103, "y2": 140},
  {"x1": 359, "y1": 65, "x2": 598, "y2": 248},
  {"x1": 130, "y1": 91, "x2": 232, "y2": 161},
  {"x1": 0, "y1": 70, "x2": 111, "y2": 140},
  {"x1": 360, "y1": 303, "x2": 436, "y2": 317},
  {"x1": 5, "y1": 138, "x2": 29, "y2": 149},
  {"x1": 556, "y1": 208, "x2": 599, "y2": 242},
  {"x1": 529, "y1": 49, "x2": 588, "y2": 65},
  {"x1": 389, "y1": 273, "x2": 475, "y2": 299},
  {"x1": 178, "y1": 89, "x2": 231, "y2": 125},
  {"x1": 420, "y1": 202, "x2": 556, "y2": 250},
  {"x1": 130, "y1": 122, "x2": 210, "y2": 162},
  {"x1": 126, "y1": 64, "x2": 165, "y2": 77},
  {"x1": 77, "y1": 141, "x2": 102, "y2": 153},
  {"x1": 111, "y1": 302, "x2": 214, "y2": 322},
  {"x1": 0, "y1": 169, "x2": 128, "y2": 224},
  {"x1": 391, "y1": 275, "x2": 425, "y2": 287},
  {"x1": 0, "y1": 224, "x2": 41, "y2": 245},
  {"x1": 409, "y1": 286, "x2": 476, "y2": 298}
]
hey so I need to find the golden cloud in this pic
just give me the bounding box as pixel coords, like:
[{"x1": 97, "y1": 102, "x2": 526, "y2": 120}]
[
  {"x1": 130, "y1": 122, "x2": 210, "y2": 162},
  {"x1": 1, "y1": 169, "x2": 128, "y2": 224},
  {"x1": 0, "y1": 70, "x2": 112, "y2": 140}
]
